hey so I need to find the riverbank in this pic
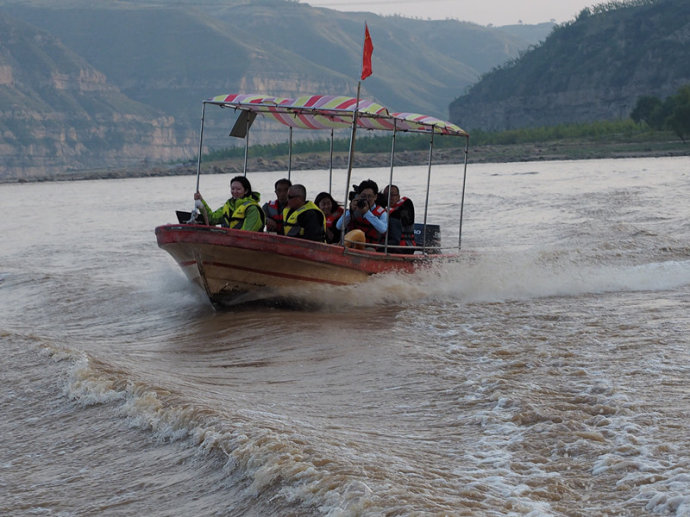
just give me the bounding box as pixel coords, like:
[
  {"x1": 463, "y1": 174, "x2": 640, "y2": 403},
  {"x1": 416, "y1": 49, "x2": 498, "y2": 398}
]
[{"x1": 12, "y1": 137, "x2": 689, "y2": 183}]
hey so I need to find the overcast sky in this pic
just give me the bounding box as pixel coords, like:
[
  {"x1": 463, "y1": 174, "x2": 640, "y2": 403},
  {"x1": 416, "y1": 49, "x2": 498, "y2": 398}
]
[{"x1": 304, "y1": 0, "x2": 599, "y2": 26}]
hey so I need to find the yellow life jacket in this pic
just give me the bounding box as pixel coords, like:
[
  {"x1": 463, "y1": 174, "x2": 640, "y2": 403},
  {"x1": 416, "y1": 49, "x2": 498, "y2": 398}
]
[
  {"x1": 223, "y1": 194, "x2": 265, "y2": 230},
  {"x1": 282, "y1": 201, "x2": 326, "y2": 238}
]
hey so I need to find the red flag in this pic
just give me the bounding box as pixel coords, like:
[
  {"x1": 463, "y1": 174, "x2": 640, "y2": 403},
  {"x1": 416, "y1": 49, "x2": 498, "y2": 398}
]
[{"x1": 361, "y1": 23, "x2": 373, "y2": 80}]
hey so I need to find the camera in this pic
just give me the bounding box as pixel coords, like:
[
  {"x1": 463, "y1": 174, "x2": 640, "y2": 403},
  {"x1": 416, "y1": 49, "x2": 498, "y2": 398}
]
[{"x1": 355, "y1": 198, "x2": 367, "y2": 209}]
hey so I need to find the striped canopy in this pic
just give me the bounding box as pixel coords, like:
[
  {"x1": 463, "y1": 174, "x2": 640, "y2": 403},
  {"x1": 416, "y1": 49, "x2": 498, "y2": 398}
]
[{"x1": 207, "y1": 93, "x2": 468, "y2": 137}]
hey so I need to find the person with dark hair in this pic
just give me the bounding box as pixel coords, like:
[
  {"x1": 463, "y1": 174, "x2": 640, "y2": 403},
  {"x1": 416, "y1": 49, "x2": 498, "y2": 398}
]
[
  {"x1": 263, "y1": 178, "x2": 292, "y2": 234},
  {"x1": 382, "y1": 184, "x2": 416, "y2": 253},
  {"x1": 194, "y1": 175, "x2": 265, "y2": 231},
  {"x1": 336, "y1": 179, "x2": 388, "y2": 246},
  {"x1": 314, "y1": 191, "x2": 344, "y2": 244},
  {"x1": 282, "y1": 184, "x2": 326, "y2": 242}
]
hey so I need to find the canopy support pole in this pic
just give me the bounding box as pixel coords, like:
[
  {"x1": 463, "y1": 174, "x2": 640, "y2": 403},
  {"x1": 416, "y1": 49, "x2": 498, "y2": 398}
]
[
  {"x1": 329, "y1": 128, "x2": 334, "y2": 194},
  {"x1": 383, "y1": 122, "x2": 397, "y2": 254},
  {"x1": 341, "y1": 81, "x2": 361, "y2": 245},
  {"x1": 422, "y1": 132, "x2": 434, "y2": 253},
  {"x1": 195, "y1": 102, "x2": 207, "y2": 193},
  {"x1": 242, "y1": 115, "x2": 250, "y2": 176},
  {"x1": 458, "y1": 135, "x2": 470, "y2": 249},
  {"x1": 288, "y1": 126, "x2": 293, "y2": 180}
]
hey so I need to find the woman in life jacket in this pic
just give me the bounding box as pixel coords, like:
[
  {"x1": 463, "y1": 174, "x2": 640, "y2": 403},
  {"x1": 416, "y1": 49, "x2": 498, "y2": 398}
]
[
  {"x1": 194, "y1": 175, "x2": 265, "y2": 231},
  {"x1": 314, "y1": 191, "x2": 344, "y2": 244},
  {"x1": 381, "y1": 184, "x2": 416, "y2": 254},
  {"x1": 336, "y1": 179, "x2": 388, "y2": 248}
]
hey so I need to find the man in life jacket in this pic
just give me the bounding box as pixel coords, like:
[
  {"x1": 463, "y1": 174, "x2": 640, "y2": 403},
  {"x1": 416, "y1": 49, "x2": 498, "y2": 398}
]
[
  {"x1": 382, "y1": 184, "x2": 416, "y2": 253},
  {"x1": 336, "y1": 179, "x2": 388, "y2": 247},
  {"x1": 281, "y1": 184, "x2": 326, "y2": 242},
  {"x1": 263, "y1": 178, "x2": 291, "y2": 234}
]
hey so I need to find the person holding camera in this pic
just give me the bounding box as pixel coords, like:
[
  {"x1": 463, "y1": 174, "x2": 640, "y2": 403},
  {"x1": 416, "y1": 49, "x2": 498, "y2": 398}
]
[{"x1": 336, "y1": 179, "x2": 388, "y2": 247}]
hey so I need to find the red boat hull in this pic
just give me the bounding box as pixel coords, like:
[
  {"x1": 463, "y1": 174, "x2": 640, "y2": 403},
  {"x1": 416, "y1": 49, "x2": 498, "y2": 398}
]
[{"x1": 155, "y1": 224, "x2": 431, "y2": 306}]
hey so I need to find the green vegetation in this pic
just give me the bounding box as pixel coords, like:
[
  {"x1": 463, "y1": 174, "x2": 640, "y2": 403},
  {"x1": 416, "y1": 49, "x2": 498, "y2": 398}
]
[
  {"x1": 631, "y1": 85, "x2": 690, "y2": 141},
  {"x1": 469, "y1": 120, "x2": 645, "y2": 145},
  {"x1": 576, "y1": 0, "x2": 657, "y2": 18},
  {"x1": 202, "y1": 130, "x2": 476, "y2": 162},
  {"x1": 200, "y1": 116, "x2": 685, "y2": 165}
]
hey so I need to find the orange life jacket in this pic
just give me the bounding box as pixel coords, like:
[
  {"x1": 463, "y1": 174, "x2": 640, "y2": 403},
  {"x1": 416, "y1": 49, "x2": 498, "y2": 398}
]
[
  {"x1": 264, "y1": 199, "x2": 286, "y2": 232},
  {"x1": 388, "y1": 197, "x2": 416, "y2": 247},
  {"x1": 348, "y1": 204, "x2": 386, "y2": 243}
]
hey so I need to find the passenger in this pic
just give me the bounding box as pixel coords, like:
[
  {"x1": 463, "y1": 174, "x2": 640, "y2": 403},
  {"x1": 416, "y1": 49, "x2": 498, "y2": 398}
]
[
  {"x1": 382, "y1": 184, "x2": 416, "y2": 253},
  {"x1": 314, "y1": 191, "x2": 344, "y2": 244},
  {"x1": 263, "y1": 178, "x2": 292, "y2": 234},
  {"x1": 282, "y1": 184, "x2": 326, "y2": 242},
  {"x1": 194, "y1": 175, "x2": 265, "y2": 231},
  {"x1": 336, "y1": 179, "x2": 388, "y2": 247}
]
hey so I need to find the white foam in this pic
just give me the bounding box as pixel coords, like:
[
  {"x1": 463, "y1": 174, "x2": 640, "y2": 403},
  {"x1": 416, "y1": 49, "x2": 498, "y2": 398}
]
[
  {"x1": 64, "y1": 354, "x2": 127, "y2": 406},
  {"x1": 387, "y1": 255, "x2": 690, "y2": 305},
  {"x1": 146, "y1": 266, "x2": 211, "y2": 309},
  {"x1": 644, "y1": 489, "x2": 690, "y2": 516},
  {"x1": 276, "y1": 252, "x2": 690, "y2": 311}
]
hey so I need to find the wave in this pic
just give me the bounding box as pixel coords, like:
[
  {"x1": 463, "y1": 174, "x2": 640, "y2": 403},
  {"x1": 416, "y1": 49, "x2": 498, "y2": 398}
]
[
  {"x1": 42, "y1": 336, "x2": 690, "y2": 516},
  {"x1": 55, "y1": 346, "x2": 379, "y2": 516}
]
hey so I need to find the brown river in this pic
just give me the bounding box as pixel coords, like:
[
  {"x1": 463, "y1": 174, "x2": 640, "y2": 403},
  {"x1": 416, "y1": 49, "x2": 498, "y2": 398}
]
[{"x1": 1, "y1": 156, "x2": 689, "y2": 516}]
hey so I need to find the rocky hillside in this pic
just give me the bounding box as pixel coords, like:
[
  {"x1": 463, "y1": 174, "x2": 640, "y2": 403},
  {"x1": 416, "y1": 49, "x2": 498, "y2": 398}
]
[
  {"x1": 0, "y1": 0, "x2": 549, "y2": 181},
  {"x1": 450, "y1": 0, "x2": 690, "y2": 131},
  {"x1": 0, "y1": 11, "x2": 196, "y2": 181}
]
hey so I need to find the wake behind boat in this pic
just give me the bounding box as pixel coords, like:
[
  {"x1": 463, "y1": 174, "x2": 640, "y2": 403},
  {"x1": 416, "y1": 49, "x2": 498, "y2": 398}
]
[{"x1": 155, "y1": 93, "x2": 470, "y2": 307}]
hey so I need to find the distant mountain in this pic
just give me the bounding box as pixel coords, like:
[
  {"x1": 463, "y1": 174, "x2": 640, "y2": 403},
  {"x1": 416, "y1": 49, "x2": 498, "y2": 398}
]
[
  {"x1": 0, "y1": 0, "x2": 550, "y2": 180},
  {"x1": 449, "y1": 0, "x2": 690, "y2": 131},
  {"x1": 493, "y1": 22, "x2": 556, "y2": 46}
]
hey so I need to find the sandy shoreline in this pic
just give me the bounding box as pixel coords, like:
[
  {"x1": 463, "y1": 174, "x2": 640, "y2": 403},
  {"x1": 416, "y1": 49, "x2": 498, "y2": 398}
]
[{"x1": 10, "y1": 138, "x2": 688, "y2": 183}]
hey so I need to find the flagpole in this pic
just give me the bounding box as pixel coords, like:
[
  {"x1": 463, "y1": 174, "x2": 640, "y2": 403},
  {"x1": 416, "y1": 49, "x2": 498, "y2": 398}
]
[
  {"x1": 341, "y1": 22, "x2": 372, "y2": 245},
  {"x1": 345, "y1": 81, "x2": 360, "y2": 189},
  {"x1": 341, "y1": 80, "x2": 361, "y2": 245}
]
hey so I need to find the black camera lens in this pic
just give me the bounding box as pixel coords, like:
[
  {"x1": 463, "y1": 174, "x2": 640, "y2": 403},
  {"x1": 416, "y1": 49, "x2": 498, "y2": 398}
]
[{"x1": 356, "y1": 199, "x2": 367, "y2": 208}]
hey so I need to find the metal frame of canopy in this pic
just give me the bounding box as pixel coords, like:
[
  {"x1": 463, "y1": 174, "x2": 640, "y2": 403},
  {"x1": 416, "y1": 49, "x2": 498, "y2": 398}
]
[{"x1": 194, "y1": 94, "x2": 470, "y2": 252}]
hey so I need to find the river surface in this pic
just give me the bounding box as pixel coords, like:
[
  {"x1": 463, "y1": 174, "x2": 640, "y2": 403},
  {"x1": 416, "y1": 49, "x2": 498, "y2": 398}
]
[{"x1": 2, "y1": 156, "x2": 689, "y2": 516}]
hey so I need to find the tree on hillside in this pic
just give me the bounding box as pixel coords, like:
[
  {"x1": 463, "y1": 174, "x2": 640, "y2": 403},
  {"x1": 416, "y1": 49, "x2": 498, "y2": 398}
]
[
  {"x1": 665, "y1": 86, "x2": 690, "y2": 142},
  {"x1": 630, "y1": 96, "x2": 663, "y2": 126},
  {"x1": 630, "y1": 84, "x2": 690, "y2": 141}
]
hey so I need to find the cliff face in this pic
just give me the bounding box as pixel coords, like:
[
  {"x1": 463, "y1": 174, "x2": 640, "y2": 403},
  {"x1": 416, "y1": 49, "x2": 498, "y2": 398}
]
[
  {"x1": 0, "y1": 12, "x2": 195, "y2": 181},
  {"x1": 457, "y1": 82, "x2": 690, "y2": 131},
  {"x1": 450, "y1": 0, "x2": 690, "y2": 131},
  {"x1": 1, "y1": 114, "x2": 189, "y2": 182}
]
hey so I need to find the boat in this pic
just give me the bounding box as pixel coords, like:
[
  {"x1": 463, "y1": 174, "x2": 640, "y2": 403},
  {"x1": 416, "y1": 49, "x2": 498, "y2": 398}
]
[{"x1": 155, "y1": 93, "x2": 469, "y2": 307}]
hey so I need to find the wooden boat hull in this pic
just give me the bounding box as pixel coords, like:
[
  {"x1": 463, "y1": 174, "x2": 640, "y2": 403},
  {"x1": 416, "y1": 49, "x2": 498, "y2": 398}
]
[{"x1": 155, "y1": 224, "x2": 427, "y2": 306}]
